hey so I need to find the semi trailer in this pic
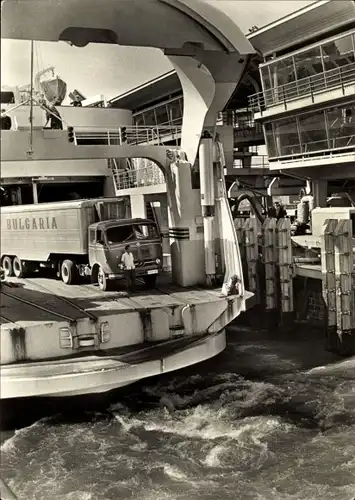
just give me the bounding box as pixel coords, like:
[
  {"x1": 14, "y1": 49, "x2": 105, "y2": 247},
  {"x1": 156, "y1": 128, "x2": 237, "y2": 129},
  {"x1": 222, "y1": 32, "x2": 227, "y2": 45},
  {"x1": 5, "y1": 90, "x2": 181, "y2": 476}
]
[{"x1": 1, "y1": 198, "x2": 163, "y2": 290}]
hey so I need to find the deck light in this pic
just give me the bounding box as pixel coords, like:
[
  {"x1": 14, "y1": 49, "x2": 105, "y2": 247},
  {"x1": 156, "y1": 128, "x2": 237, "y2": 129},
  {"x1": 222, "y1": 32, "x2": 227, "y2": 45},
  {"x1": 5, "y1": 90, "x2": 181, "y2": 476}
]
[
  {"x1": 67, "y1": 126, "x2": 75, "y2": 143},
  {"x1": 121, "y1": 126, "x2": 127, "y2": 143}
]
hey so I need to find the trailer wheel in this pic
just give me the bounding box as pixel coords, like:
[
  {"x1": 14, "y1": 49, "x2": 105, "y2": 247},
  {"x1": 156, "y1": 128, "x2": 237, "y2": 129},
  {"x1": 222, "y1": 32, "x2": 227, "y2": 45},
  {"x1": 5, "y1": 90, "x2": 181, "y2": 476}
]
[
  {"x1": 13, "y1": 257, "x2": 25, "y2": 278},
  {"x1": 97, "y1": 266, "x2": 111, "y2": 291},
  {"x1": 2, "y1": 256, "x2": 14, "y2": 277},
  {"x1": 143, "y1": 275, "x2": 157, "y2": 288},
  {"x1": 61, "y1": 260, "x2": 77, "y2": 285}
]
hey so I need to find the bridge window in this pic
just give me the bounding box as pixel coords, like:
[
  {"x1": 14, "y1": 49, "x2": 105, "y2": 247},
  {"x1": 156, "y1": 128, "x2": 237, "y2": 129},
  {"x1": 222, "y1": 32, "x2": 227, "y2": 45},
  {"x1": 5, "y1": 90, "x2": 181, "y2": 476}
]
[
  {"x1": 143, "y1": 109, "x2": 156, "y2": 126},
  {"x1": 133, "y1": 112, "x2": 144, "y2": 127},
  {"x1": 327, "y1": 105, "x2": 355, "y2": 149},
  {"x1": 259, "y1": 31, "x2": 355, "y2": 101},
  {"x1": 294, "y1": 46, "x2": 323, "y2": 80},
  {"x1": 154, "y1": 103, "x2": 169, "y2": 125},
  {"x1": 133, "y1": 97, "x2": 183, "y2": 128},
  {"x1": 274, "y1": 116, "x2": 301, "y2": 157},
  {"x1": 321, "y1": 34, "x2": 355, "y2": 71},
  {"x1": 298, "y1": 110, "x2": 327, "y2": 153},
  {"x1": 265, "y1": 56, "x2": 296, "y2": 90},
  {"x1": 264, "y1": 123, "x2": 277, "y2": 158},
  {"x1": 260, "y1": 66, "x2": 272, "y2": 91},
  {"x1": 265, "y1": 101, "x2": 355, "y2": 159},
  {"x1": 167, "y1": 98, "x2": 183, "y2": 124}
]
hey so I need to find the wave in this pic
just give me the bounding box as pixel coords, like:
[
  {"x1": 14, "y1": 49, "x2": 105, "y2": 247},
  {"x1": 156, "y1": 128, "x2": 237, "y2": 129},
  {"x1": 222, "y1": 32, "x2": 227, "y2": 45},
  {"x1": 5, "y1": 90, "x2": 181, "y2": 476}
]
[{"x1": 1, "y1": 338, "x2": 355, "y2": 500}]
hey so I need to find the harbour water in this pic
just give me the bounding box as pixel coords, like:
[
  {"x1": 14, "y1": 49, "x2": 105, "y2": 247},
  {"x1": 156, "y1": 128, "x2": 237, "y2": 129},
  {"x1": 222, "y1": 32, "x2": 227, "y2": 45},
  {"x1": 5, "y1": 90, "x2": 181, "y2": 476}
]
[{"x1": 1, "y1": 325, "x2": 355, "y2": 500}]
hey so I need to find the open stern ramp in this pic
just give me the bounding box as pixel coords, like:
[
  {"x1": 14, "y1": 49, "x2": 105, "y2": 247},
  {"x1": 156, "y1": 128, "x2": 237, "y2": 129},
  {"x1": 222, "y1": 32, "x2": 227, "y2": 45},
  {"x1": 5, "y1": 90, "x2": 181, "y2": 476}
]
[{"x1": 0, "y1": 277, "x2": 250, "y2": 398}]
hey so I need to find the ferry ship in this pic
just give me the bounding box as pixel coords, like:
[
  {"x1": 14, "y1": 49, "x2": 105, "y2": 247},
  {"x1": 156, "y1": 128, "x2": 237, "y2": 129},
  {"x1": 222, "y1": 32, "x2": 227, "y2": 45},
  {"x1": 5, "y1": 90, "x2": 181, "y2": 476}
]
[{"x1": 0, "y1": 16, "x2": 255, "y2": 399}]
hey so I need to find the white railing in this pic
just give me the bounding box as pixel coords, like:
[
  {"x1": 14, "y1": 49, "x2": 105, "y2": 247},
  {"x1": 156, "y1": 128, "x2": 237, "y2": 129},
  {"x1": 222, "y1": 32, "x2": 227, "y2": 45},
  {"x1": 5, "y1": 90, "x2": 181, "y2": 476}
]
[
  {"x1": 75, "y1": 125, "x2": 181, "y2": 146},
  {"x1": 233, "y1": 155, "x2": 270, "y2": 169},
  {"x1": 248, "y1": 62, "x2": 355, "y2": 113},
  {"x1": 113, "y1": 162, "x2": 166, "y2": 191}
]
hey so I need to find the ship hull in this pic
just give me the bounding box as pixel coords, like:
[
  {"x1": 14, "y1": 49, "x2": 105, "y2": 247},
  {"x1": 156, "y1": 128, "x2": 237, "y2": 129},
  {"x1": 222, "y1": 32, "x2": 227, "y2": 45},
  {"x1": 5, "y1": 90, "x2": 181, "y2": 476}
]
[{"x1": 1, "y1": 330, "x2": 226, "y2": 399}]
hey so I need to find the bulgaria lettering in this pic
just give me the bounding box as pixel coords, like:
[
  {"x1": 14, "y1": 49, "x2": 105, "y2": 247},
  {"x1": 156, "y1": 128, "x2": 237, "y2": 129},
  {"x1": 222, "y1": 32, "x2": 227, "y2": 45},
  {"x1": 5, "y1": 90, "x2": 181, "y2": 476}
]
[{"x1": 6, "y1": 217, "x2": 58, "y2": 230}]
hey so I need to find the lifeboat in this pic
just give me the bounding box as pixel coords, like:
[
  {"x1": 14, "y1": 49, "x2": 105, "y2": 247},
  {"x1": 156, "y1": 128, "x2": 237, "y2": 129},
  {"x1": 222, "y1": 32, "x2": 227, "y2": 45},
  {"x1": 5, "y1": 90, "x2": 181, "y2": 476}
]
[
  {"x1": 40, "y1": 76, "x2": 67, "y2": 105},
  {"x1": 34, "y1": 67, "x2": 67, "y2": 105}
]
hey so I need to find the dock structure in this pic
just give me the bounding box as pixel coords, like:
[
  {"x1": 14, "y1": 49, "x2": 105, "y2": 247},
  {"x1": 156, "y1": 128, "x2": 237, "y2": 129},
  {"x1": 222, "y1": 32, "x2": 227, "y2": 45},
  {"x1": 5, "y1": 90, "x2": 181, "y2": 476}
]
[
  {"x1": 261, "y1": 218, "x2": 278, "y2": 322},
  {"x1": 321, "y1": 220, "x2": 338, "y2": 352},
  {"x1": 236, "y1": 216, "x2": 355, "y2": 356}
]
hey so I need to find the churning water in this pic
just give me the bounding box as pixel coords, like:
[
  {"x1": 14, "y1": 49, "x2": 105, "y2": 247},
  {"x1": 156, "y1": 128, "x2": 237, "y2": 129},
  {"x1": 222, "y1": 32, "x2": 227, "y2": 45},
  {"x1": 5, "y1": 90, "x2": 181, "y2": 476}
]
[{"x1": 1, "y1": 326, "x2": 355, "y2": 500}]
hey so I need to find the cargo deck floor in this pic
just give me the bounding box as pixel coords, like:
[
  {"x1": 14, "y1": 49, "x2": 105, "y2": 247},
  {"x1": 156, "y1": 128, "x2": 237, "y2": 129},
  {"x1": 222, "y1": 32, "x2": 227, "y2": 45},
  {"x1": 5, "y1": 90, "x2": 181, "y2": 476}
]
[{"x1": 0, "y1": 273, "x2": 229, "y2": 327}]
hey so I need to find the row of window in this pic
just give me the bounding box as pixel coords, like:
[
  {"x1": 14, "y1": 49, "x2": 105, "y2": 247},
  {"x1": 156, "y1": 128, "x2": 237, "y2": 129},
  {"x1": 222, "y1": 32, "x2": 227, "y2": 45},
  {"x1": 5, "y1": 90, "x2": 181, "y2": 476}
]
[
  {"x1": 261, "y1": 31, "x2": 355, "y2": 92},
  {"x1": 264, "y1": 102, "x2": 355, "y2": 158},
  {"x1": 133, "y1": 97, "x2": 183, "y2": 127}
]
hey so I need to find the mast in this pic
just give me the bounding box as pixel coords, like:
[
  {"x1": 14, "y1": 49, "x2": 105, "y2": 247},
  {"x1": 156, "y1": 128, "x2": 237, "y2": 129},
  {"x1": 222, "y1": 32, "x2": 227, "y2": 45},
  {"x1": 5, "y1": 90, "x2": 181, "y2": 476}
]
[{"x1": 28, "y1": 39, "x2": 34, "y2": 156}]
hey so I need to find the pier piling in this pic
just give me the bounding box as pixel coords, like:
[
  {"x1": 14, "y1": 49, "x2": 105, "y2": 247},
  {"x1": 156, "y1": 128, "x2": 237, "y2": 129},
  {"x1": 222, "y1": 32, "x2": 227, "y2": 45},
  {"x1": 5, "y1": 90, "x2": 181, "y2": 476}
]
[
  {"x1": 276, "y1": 218, "x2": 294, "y2": 328},
  {"x1": 236, "y1": 215, "x2": 354, "y2": 355},
  {"x1": 321, "y1": 219, "x2": 338, "y2": 352},
  {"x1": 333, "y1": 219, "x2": 354, "y2": 355},
  {"x1": 262, "y1": 218, "x2": 278, "y2": 326},
  {"x1": 243, "y1": 217, "x2": 261, "y2": 306}
]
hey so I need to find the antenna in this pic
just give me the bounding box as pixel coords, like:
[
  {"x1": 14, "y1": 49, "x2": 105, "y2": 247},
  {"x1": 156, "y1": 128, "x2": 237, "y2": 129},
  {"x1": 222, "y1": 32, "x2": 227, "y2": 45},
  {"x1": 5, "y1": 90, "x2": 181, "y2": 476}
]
[{"x1": 28, "y1": 40, "x2": 34, "y2": 157}]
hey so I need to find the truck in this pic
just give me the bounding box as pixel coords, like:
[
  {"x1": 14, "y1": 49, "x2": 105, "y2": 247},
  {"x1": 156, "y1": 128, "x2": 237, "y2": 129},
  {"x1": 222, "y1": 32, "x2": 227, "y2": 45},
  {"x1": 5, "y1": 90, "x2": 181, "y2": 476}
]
[{"x1": 1, "y1": 198, "x2": 163, "y2": 290}]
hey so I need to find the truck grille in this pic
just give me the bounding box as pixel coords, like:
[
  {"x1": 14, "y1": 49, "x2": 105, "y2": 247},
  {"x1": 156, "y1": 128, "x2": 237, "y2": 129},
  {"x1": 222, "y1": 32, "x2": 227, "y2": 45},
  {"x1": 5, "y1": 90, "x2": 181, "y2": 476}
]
[
  {"x1": 135, "y1": 259, "x2": 156, "y2": 267},
  {"x1": 139, "y1": 248, "x2": 151, "y2": 259}
]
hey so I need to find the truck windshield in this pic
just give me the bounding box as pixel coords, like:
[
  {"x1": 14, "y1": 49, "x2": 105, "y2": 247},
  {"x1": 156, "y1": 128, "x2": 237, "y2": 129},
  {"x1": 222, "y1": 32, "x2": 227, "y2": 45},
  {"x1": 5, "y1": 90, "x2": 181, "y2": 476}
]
[{"x1": 106, "y1": 223, "x2": 159, "y2": 245}]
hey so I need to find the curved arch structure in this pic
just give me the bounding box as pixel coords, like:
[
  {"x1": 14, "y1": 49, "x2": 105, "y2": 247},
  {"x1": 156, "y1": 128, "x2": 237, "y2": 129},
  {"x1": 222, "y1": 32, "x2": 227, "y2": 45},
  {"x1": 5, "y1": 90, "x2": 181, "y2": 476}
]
[
  {"x1": 1, "y1": 0, "x2": 253, "y2": 52},
  {"x1": 2, "y1": 0, "x2": 255, "y2": 164},
  {"x1": 2, "y1": 0, "x2": 254, "y2": 289}
]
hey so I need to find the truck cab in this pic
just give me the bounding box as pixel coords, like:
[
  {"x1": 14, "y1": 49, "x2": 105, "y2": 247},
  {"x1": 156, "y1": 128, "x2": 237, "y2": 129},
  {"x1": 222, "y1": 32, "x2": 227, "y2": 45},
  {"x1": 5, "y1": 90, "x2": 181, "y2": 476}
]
[{"x1": 88, "y1": 218, "x2": 163, "y2": 290}]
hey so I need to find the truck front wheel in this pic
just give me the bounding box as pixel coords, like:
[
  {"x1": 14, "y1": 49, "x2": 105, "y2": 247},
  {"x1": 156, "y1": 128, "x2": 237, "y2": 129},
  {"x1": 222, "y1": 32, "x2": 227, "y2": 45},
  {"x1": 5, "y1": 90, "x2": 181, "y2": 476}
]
[
  {"x1": 2, "y1": 256, "x2": 13, "y2": 277},
  {"x1": 61, "y1": 260, "x2": 77, "y2": 285},
  {"x1": 97, "y1": 266, "x2": 111, "y2": 291}
]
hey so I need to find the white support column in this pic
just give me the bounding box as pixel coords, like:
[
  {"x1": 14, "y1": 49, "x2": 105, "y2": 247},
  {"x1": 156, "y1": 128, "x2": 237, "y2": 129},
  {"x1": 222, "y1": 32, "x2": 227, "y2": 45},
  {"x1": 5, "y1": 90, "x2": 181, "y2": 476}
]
[
  {"x1": 199, "y1": 132, "x2": 216, "y2": 285},
  {"x1": 16, "y1": 186, "x2": 22, "y2": 205},
  {"x1": 130, "y1": 194, "x2": 146, "y2": 219},
  {"x1": 312, "y1": 179, "x2": 328, "y2": 208},
  {"x1": 32, "y1": 181, "x2": 38, "y2": 204},
  {"x1": 157, "y1": 195, "x2": 171, "y2": 258},
  {"x1": 166, "y1": 160, "x2": 205, "y2": 287}
]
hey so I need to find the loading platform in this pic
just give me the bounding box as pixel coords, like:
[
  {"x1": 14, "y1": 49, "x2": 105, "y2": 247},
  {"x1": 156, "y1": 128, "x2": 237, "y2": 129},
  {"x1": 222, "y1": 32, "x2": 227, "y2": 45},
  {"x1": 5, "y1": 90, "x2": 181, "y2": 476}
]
[{"x1": 0, "y1": 274, "x2": 253, "y2": 399}]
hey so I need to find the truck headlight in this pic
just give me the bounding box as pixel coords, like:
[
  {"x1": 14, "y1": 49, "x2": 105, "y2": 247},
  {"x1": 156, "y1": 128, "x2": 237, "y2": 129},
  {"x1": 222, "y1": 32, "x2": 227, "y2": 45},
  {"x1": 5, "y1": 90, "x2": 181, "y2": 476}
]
[{"x1": 156, "y1": 258, "x2": 161, "y2": 265}]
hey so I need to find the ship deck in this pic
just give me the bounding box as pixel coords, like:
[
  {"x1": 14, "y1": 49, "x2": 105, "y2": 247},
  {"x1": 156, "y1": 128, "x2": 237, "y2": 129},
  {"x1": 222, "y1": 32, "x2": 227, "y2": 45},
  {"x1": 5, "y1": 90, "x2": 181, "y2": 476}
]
[
  {"x1": 0, "y1": 273, "x2": 252, "y2": 327},
  {"x1": 0, "y1": 273, "x2": 253, "y2": 399}
]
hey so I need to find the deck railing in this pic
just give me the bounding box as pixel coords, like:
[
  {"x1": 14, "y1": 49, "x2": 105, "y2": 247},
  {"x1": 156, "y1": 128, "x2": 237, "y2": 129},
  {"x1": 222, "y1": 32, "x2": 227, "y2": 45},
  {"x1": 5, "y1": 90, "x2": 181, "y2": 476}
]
[
  {"x1": 75, "y1": 125, "x2": 181, "y2": 146},
  {"x1": 248, "y1": 62, "x2": 355, "y2": 113},
  {"x1": 114, "y1": 163, "x2": 165, "y2": 191},
  {"x1": 233, "y1": 155, "x2": 270, "y2": 169}
]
